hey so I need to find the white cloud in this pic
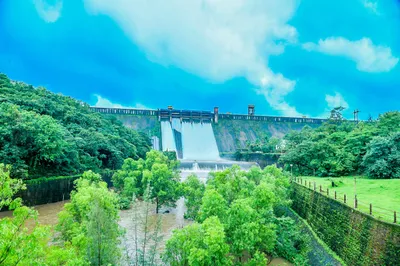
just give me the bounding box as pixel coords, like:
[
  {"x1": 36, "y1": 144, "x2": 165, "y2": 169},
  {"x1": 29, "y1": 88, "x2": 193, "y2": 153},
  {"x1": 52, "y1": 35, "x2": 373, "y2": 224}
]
[
  {"x1": 303, "y1": 37, "x2": 398, "y2": 72},
  {"x1": 318, "y1": 92, "x2": 349, "y2": 118},
  {"x1": 84, "y1": 0, "x2": 301, "y2": 116},
  {"x1": 33, "y1": 0, "x2": 63, "y2": 23},
  {"x1": 362, "y1": 0, "x2": 379, "y2": 14},
  {"x1": 325, "y1": 92, "x2": 349, "y2": 110},
  {"x1": 94, "y1": 94, "x2": 148, "y2": 109}
]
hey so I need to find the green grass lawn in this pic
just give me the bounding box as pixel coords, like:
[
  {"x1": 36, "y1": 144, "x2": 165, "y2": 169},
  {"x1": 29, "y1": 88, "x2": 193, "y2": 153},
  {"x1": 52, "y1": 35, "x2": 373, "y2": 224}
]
[{"x1": 300, "y1": 176, "x2": 400, "y2": 223}]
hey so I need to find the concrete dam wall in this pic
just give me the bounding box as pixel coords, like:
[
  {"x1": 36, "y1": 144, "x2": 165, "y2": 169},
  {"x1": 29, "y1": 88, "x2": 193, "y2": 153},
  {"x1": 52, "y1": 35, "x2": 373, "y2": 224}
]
[
  {"x1": 91, "y1": 107, "x2": 325, "y2": 155},
  {"x1": 213, "y1": 118, "x2": 319, "y2": 153}
]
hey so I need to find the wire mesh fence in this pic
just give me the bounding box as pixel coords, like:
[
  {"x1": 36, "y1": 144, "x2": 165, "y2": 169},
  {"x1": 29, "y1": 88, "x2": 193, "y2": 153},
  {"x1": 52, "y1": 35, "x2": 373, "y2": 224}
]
[{"x1": 292, "y1": 177, "x2": 399, "y2": 225}]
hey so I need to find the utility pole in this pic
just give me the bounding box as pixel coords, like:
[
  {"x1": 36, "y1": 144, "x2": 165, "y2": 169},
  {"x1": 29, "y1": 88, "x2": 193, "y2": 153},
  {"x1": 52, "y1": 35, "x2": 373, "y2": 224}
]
[{"x1": 353, "y1": 109, "x2": 360, "y2": 123}]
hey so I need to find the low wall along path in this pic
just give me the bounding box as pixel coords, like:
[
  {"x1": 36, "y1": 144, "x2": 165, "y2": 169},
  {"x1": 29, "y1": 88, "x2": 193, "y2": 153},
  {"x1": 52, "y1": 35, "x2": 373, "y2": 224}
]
[{"x1": 290, "y1": 179, "x2": 400, "y2": 266}]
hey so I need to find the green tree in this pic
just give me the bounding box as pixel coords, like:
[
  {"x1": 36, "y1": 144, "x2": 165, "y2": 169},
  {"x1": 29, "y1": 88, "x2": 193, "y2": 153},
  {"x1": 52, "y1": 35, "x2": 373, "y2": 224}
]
[
  {"x1": 207, "y1": 165, "x2": 254, "y2": 204},
  {"x1": 86, "y1": 198, "x2": 121, "y2": 266},
  {"x1": 182, "y1": 174, "x2": 205, "y2": 220},
  {"x1": 274, "y1": 217, "x2": 310, "y2": 265},
  {"x1": 329, "y1": 106, "x2": 346, "y2": 121},
  {"x1": 0, "y1": 164, "x2": 84, "y2": 265},
  {"x1": 362, "y1": 133, "x2": 400, "y2": 178},
  {"x1": 163, "y1": 216, "x2": 232, "y2": 266},
  {"x1": 0, "y1": 73, "x2": 151, "y2": 179},
  {"x1": 225, "y1": 199, "x2": 276, "y2": 262},
  {"x1": 198, "y1": 188, "x2": 228, "y2": 222},
  {"x1": 142, "y1": 152, "x2": 180, "y2": 213},
  {"x1": 0, "y1": 164, "x2": 25, "y2": 209},
  {"x1": 113, "y1": 158, "x2": 145, "y2": 208},
  {"x1": 57, "y1": 171, "x2": 121, "y2": 264},
  {"x1": 244, "y1": 251, "x2": 268, "y2": 266},
  {"x1": 112, "y1": 151, "x2": 180, "y2": 212},
  {"x1": 377, "y1": 111, "x2": 400, "y2": 136}
]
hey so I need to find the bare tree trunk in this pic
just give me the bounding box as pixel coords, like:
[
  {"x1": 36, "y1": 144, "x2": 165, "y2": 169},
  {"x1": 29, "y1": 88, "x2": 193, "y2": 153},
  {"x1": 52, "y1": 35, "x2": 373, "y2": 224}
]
[
  {"x1": 156, "y1": 197, "x2": 159, "y2": 214},
  {"x1": 142, "y1": 198, "x2": 151, "y2": 264}
]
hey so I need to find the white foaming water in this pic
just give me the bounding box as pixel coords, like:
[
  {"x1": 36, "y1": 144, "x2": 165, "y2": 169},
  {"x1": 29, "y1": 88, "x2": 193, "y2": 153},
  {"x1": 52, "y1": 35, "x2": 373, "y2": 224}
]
[
  {"x1": 161, "y1": 120, "x2": 177, "y2": 152},
  {"x1": 181, "y1": 122, "x2": 220, "y2": 161}
]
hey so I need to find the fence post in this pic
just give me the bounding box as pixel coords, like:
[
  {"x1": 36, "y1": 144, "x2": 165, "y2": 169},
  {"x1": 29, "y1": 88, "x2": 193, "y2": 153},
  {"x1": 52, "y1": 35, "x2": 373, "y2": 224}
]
[
  {"x1": 327, "y1": 188, "x2": 329, "y2": 196},
  {"x1": 309, "y1": 182, "x2": 311, "y2": 189},
  {"x1": 319, "y1": 185, "x2": 322, "y2": 193},
  {"x1": 305, "y1": 180, "x2": 307, "y2": 187},
  {"x1": 369, "y1": 204, "x2": 372, "y2": 215},
  {"x1": 334, "y1": 191, "x2": 337, "y2": 200},
  {"x1": 344, "y1": 194, "x2": 347, "y2": 204},
  {"x1": 300, "y1": 178, "x2": 302, "y2": 185},
  {"x1": 395, "y1": 211, "x2": 397, "y2": 224},
  {"x1": 314, "y1": 182, "x2": 316, "y2": 191},
  {"x1": 354, "y1": 195, "x2": 358, "y2": 209}
]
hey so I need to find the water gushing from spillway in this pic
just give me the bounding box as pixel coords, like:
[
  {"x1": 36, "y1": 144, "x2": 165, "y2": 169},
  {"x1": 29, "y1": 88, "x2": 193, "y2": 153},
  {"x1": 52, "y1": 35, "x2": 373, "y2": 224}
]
[
  {"x1": 160, "y1": 120, "x2": 220, "y2": 161},
  {"x1": 160, "y1": 121, "x2": 177, "y2": 152},
  {"x1": 181, "y1": 122, "x2": 220, "y2": 160}
]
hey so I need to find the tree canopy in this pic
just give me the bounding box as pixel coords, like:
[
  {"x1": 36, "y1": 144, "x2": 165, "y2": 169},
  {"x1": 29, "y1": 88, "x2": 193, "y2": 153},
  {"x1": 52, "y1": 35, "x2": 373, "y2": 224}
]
[
  {"x1": 0, "y1": 73, "x2": 150, "y2": 178},
  {"x1": 112, "y1": 150, "x2": 181, "y2": 212},
  {"x1": 279, "y1": 111, "x2": 400, "y2": 178},
  {"x1": 168, "y1": 165, "x2": 309, "y2": 265}
]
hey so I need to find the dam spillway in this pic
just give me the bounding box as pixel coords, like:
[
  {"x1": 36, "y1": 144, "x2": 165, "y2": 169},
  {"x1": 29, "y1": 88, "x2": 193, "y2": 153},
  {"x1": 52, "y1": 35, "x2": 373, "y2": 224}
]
[
  {"x1": 161, "y1": 119, "x2": 220, "y2": 161},
  {"x1": 181, "y1": 121, "x2": 220, "y2": 160},
  {"x1": 160, "y1": 120, "x2": 177, "y2": 152}
]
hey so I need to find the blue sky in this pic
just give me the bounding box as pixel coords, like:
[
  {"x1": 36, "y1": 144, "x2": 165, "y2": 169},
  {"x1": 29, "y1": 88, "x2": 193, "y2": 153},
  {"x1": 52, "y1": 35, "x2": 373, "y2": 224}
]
[{"x1": 1, "y1": 0, "x2": 399, "y2": 119}]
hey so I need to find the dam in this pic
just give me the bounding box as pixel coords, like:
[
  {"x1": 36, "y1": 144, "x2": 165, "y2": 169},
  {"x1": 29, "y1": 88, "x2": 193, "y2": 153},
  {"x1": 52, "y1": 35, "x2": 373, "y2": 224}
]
[{"x1": 91, "y1": 105, "x2": 328, "y2": 166}]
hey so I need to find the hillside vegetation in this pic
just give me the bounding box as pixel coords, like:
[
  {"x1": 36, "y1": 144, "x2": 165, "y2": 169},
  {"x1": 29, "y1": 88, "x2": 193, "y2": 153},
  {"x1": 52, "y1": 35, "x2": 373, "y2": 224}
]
[
  {"x1": 279, "y1": 112, "x2": 400, "y2": 178},
  {"x1": 0, "y1": 74, "x2": 150, "y2": 179}
]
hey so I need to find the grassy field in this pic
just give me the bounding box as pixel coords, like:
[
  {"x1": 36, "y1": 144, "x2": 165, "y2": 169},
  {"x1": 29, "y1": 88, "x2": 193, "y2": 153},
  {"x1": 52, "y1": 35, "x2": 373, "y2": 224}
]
[{"x1": 300, "y1": 176, "x2": 400, "y2": 223}]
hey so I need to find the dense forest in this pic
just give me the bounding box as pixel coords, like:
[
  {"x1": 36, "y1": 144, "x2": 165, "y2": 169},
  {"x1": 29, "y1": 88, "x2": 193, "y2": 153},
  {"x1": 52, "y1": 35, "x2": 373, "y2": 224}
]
[
  {"x1": 0, "y1": 73, "x2": 151, "y2": 179},
  {"x1": 277, "y1": 111, "x2": 400, "y2": 178}
]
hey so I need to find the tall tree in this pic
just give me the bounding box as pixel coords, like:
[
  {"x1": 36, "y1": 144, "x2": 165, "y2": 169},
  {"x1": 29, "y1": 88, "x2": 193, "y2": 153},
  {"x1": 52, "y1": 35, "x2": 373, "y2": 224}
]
[
  {"x1": 163, "y1": 216, "x2": 232, "y2": 266},
  {"x1": 182, "y1": 174, "x2": 205, "y2": 220},
  {"x1": 142, "y1": 162, "x2": 180, "y2": 213},
  {"x1": 362, "y1": 133, "x2": 400, "y2": 179},
  {"x1": 57, "y1": 171, "x2": 122, "y2": 265}
]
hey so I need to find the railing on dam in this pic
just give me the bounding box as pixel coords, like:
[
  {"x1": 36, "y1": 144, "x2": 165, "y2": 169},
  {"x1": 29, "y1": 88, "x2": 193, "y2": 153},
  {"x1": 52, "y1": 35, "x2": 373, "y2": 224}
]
[
  {"x1": 90, "y1": 106, "x2": 331, "y2": 124},
  {"x1": 90, "y1": 107, "x2": 157, "y2": 116},
  {"x1": 218, "y1": 113, "x2": 329, "y2": 124}
]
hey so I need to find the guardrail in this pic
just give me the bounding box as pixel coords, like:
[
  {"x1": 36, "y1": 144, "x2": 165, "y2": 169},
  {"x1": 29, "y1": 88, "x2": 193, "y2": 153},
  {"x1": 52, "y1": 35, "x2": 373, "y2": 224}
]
[
  {"x1": 90, "y1": 107, "x2": 157, "y2": 116},
  {"x1": 218, "y1": 114, "x2": 329, "y2": 124}
]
